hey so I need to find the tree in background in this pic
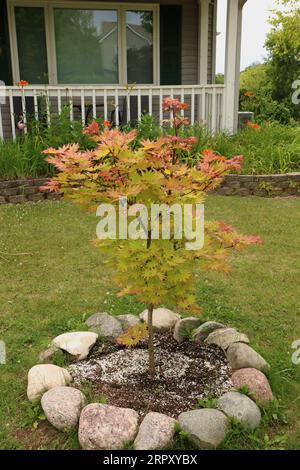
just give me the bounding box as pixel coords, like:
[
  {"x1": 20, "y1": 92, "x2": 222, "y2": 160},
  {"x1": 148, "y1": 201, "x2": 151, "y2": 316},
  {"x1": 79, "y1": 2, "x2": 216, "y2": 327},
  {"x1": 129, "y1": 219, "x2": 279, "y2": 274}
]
[
  {"x1": 265, "y1": 0, "x2": 300, "y2": 120},
  {"x1": 239, "y1": 62, "x2": 291, "y2": 123},
  {"x1": 239, "y1": 0, "x2": 300, "y2": 123}
]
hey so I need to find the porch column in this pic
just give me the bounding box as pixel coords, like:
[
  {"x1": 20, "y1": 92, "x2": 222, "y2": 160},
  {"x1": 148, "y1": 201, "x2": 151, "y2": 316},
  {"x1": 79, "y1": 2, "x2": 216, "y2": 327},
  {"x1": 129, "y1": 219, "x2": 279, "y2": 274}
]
[
  {"x1": 223, "y1": 0, "x2": 247, "y2": 133},
  {"x1": 198, "y1": 0, "x2": 210, "y2": 84}
]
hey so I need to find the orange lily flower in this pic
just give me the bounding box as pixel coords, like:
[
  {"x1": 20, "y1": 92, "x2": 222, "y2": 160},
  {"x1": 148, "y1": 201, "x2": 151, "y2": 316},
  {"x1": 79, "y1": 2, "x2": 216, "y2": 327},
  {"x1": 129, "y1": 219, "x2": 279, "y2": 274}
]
[{"x1": 18, "y1": 80, "x2": 29, "y2": 87}]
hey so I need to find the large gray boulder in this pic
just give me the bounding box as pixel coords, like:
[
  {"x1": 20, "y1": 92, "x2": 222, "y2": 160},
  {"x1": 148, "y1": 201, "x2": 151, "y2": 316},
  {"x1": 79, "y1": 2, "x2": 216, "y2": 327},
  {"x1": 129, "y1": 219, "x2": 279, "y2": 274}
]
[
  {"x1": 178, "y1": 409, "x2": 228, "y2": 449},
  {"x1": 226, "y1": 343, "x2": 270, "y2": 371},
  {"x1": 231, "y1": 368, "x2": 274, "y2": 403},
  {"x1": 85, "y1": 312, "x2": 123, "y2": 340},
  {"x1": 205, "y1": 328, "x2": 249, "y2": 351},
  {"x1": 41, "y1": 386, "x2": 86, "y2": 430},
  {"x1": 173, "y1": 317, "x2": 203, "y2": 344},
  {"x1": 192, "y1": 321, "x2": 225, "y2": 343},
  {"x1": 117, "y1": 314, "x2": 140, "y2": 330},
  {"x1": 78, "y1": 404, "x2": 139, "y2": 450},
  {"x1": 134, "y1": 412, "x2": 177, "y2": 450},
  {"x1": 139, "y1": 308, "x2": 180, "y2": 331},
  {"x1": 52, "y1": 332, "x2": 98, "y2": 360},
  {"x1": 217, "y1": 391, "x2": 261, "y2": 430},
  {"x1": 27, "y1": 364, "x2": 72, "y2": 402}
]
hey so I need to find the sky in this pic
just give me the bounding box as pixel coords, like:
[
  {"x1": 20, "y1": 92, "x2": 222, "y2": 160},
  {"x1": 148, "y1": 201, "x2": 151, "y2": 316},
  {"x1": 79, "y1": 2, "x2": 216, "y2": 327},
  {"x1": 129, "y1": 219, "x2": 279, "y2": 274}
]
[{"x1": 216, "y1": 0, "x2": 281, "y2": 73}]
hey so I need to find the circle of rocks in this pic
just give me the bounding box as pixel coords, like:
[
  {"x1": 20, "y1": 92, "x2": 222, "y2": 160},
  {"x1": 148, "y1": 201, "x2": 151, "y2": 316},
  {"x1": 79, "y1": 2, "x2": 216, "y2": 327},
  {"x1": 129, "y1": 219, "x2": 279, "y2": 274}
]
[{"x1": 28, "y1": 309, "x2": 274, "y2": 450}]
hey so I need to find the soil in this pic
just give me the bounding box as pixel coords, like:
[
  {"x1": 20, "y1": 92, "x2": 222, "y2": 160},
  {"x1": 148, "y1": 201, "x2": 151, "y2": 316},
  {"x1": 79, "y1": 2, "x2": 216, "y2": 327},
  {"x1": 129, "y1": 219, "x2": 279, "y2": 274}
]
[{"x1": 68, "y1": 332, "x2": 233, "y2": 418}]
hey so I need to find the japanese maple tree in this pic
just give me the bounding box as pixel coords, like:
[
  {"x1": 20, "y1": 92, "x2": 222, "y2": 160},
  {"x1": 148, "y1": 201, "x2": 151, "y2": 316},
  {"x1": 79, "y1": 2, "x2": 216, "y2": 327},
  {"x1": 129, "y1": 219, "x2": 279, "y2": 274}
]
[{"x1": 41, "y1": 99, "x2": 262, "y2": 378}]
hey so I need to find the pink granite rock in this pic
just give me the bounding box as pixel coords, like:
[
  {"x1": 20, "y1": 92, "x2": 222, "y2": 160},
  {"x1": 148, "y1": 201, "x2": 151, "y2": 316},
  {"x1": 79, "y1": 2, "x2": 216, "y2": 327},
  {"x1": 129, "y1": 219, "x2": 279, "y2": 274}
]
[
  {"x1": 79, "y1": 404, "x2": 139, "y2": 450},
  {"x1": 134, "y1": 412, "x2": 177, "y2": 450},
  {"x1": 231, "y1": 368, "x2": 274, "y2": 403}
]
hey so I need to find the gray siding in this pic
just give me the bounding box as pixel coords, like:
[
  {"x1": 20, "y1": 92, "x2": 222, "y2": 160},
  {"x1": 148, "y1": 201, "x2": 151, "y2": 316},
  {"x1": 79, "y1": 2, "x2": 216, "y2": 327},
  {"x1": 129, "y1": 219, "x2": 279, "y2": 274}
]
[{"x1": 208, "y1": 0, "x2": 216, "y2": 84}]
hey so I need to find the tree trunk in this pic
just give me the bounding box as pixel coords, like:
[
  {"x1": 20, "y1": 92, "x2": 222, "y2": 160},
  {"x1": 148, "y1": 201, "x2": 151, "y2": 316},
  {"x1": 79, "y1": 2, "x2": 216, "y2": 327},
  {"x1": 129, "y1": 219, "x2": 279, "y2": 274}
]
[{"x1": 147, "y1": 303, "x2": 155, "y2": 378}]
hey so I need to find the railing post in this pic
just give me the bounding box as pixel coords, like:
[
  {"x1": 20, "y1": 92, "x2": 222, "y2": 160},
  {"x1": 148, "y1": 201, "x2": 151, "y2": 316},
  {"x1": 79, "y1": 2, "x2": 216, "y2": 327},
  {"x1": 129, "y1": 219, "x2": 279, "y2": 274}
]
[
  {"x1": 21, "y1": 87, "x2": 28, "y2": 134},
  {"x1": 137, "y1": 89, "x2": 142, "y2": 122},
  {"x1": 159, "y1": 88, "x2": 163, "y2": 125},
  {"x1": 104, "y1": 89, "x2": 108, "y2": 121},
  {"x1": 92, "y1": 89, "x2": 96, "y2": 119},
  {"x1": 149, "y1": 88, "x2": 153, "y2": 116},
  {"x1": 223, "y1": 0, "x2": 247, "y2": 133},
  {"x1": 81, "y1": 89, "x2": 85, "y2": 125},
  {"x1": 57, "y1": 88, "x2": 62, "y2": 116},
  {"x1": 115, "y1": 89, "x2": 119, "y2": 126},
  {"x1": 0, "y1": 103, "x2": 3, "y2": 140},
  {"x1": 9, "y1": 90, "x2": 16, "y2": 141},
  {"x1": 211, "y1": 87, "x2": 217, "y2": 133}
]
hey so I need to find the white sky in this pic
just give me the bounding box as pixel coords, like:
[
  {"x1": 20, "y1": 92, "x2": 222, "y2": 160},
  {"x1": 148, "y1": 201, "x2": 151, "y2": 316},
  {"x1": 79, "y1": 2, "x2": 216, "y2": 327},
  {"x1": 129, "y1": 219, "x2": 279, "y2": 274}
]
[{"x1": 216, "y1": 0, "x2": 281, "y2": 73}]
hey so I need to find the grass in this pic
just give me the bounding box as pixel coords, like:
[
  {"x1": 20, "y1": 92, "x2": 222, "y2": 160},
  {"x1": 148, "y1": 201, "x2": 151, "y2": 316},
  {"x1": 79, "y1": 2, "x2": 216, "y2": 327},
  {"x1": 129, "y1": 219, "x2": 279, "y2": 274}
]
[
  {"x1": 211, "y1": 123, "x2": 300, "y2": 175},
  {"x1": 0, "y1": 196, "x2": 299, "y2": 450}
]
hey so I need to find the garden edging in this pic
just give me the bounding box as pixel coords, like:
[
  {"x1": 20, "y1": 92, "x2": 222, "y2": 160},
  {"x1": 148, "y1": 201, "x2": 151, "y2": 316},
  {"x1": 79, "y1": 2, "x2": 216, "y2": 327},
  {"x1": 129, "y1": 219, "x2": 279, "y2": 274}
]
[
  {"x1": 1, "y1": 173, "x2": 300, "y2": 204},
  {"x1": 214, "y1": 173, "x2": 300, "y2": 197},
  {"x1": 0, "y1": 178, "x2": 59, "y2": 204}
]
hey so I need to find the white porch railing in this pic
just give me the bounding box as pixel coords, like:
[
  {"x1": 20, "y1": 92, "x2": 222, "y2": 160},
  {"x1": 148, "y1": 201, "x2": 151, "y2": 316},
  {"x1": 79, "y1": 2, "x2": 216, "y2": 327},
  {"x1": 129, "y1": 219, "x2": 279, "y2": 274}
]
[{"x1": 0, "y1": 84, "x2": 225, "y2": 140}]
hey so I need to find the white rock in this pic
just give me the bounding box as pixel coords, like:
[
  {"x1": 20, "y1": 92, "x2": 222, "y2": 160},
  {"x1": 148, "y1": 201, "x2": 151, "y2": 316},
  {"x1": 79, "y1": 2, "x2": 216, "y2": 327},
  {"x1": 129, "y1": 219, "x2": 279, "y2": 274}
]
[
  {"x1": 52, "y1": 332, "x2": 98, "y2": 360},
  {"x1": 41, "y1": 386, "x2": 86, "y2": 430},
  {"x1": 178, "y1": 409, "x2": 228, "y2": 449},
  {"x1": 139, "y1": 308, "x2": 180, "y2": 331},
  {"x1": 205, "y1": 328, "x2": 249, "y2": 351},
  {"x1": 218, "y1": 391, "x2": 261, "y2": 430},
  {"x1": 27, "y1": 364, "x2": 72, "y2": 402},
  {"x1": 79, "y1": 403, "x2": 139, "y2": 450},
  {"x1": 134, "y1": 412, "x2": 177, "y2": 450}
]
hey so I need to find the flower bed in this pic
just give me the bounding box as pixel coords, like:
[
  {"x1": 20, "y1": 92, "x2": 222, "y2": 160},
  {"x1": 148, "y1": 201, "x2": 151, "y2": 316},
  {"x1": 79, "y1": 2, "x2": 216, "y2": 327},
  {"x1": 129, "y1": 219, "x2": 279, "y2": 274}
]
[{"x1": 27, "y1": 310, "x2": 274, "y2": 450}]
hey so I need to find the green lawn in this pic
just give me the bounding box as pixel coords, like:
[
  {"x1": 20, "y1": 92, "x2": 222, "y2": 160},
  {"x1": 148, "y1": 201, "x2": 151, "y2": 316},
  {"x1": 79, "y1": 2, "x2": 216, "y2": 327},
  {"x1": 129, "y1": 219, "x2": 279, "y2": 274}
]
[{"x1": 0, "y1": 196, "x2": 299, "y2": 450}]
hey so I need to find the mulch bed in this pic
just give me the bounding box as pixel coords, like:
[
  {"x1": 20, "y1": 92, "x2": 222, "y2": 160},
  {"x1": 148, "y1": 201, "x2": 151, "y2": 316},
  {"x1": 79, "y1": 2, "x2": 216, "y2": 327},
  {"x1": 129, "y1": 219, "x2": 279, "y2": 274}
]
[{"x1": 68, "y1": 332, "x2": 232, "y2": 418}]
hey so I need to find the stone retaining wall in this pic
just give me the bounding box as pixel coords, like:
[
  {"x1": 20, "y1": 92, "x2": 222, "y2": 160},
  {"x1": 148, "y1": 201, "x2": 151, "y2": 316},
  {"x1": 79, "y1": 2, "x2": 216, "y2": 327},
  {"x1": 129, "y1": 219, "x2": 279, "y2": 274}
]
[
  {"x1": 1, "y1": 173, "x2": 300, "y2": 204},
  {"x1": 214, "y1": 173, "x2": 300, "y2": 197},
  {"x1": 0, "y1": 178, "x2": 59, "y2": 204}
]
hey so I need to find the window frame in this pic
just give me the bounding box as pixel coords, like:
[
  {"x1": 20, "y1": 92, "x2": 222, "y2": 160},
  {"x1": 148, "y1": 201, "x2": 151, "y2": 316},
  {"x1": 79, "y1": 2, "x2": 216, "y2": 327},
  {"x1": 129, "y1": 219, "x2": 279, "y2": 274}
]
[{"x1": 7, "y1": 0, "x2": 160, "y2": 86}]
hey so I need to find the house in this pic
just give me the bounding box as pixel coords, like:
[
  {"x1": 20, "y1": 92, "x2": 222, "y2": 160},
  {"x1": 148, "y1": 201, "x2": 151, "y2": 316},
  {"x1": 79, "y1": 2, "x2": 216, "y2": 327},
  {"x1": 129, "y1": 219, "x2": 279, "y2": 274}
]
[{"x1": 0, "y1": 0, "x2": 247, "y2": 140}]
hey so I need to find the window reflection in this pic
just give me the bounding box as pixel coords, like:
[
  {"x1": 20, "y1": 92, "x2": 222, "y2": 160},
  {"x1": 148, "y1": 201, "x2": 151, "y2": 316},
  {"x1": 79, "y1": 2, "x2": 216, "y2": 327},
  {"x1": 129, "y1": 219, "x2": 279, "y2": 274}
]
[
  {"x1": 126, "y1": 11, "x2": 153, "y2": 84},
  {"x1": 54, "y1": 9, "x2": 119, "y2": 84},
  {"x1": 15, "y1": 7, "x2": 49, "y2": 84}
]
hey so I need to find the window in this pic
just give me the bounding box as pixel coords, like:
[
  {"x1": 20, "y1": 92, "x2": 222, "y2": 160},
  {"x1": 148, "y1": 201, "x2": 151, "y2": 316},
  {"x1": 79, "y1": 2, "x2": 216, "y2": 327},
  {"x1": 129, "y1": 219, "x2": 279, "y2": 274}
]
[
  {"x1": 15, "y1": 6, "x2": 48, "y2": 83},
  {"x1": 126, "y1": 11, "x2": 153, "y2": 84},
  {"x1": 9, "y1": 2, "x2": 158, "y2": 85},
  {"x1": 54, "y1": 9, "x2": 119, "y2": 84}
]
